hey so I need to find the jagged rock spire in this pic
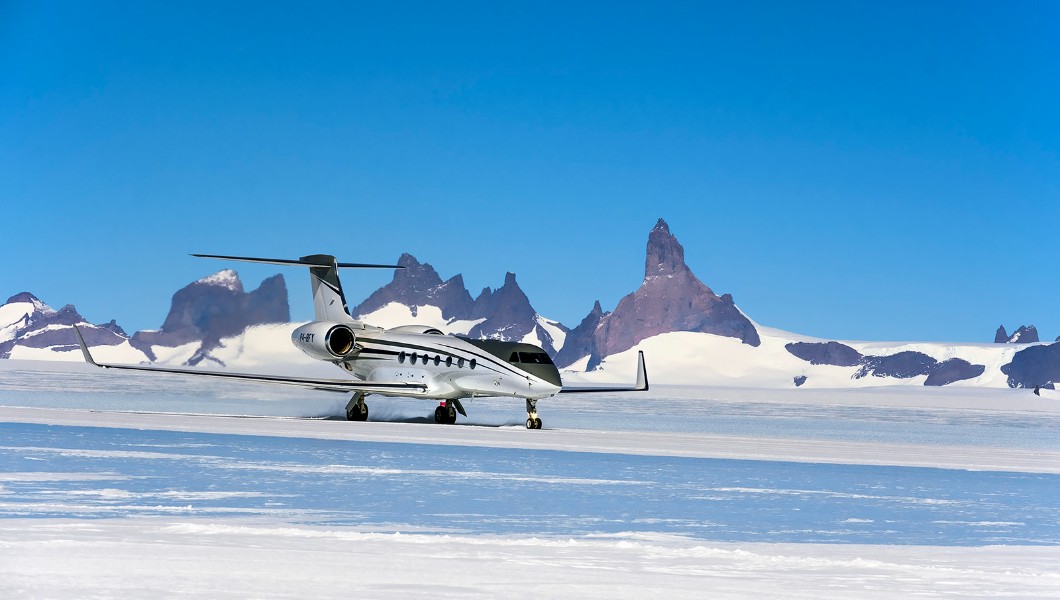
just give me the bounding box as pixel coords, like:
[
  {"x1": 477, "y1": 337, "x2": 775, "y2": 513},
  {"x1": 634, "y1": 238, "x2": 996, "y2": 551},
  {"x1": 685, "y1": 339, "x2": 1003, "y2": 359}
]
[
  {"x1": 645, "y1": 218, "x2": 691, "y2": 278},
  {"x1": 556, "y1": 218, "x2": 760, "y2": 369}
]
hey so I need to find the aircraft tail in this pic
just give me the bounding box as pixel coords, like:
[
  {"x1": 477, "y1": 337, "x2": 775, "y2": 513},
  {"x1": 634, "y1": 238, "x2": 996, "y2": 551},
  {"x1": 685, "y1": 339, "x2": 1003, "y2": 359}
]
[{"x1": 192, "y1": 253, "x2": 403, "y2": 322}]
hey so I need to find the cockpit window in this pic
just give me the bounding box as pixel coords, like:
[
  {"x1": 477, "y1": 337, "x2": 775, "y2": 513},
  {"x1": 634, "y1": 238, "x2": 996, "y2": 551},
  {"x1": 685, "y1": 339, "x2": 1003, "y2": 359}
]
[
  {"x1": 509, "y1": 352, "x2": 520, "y2": 363},
  {"x1": 518, "y1": 352, "x2": 554, "y2": 365}
]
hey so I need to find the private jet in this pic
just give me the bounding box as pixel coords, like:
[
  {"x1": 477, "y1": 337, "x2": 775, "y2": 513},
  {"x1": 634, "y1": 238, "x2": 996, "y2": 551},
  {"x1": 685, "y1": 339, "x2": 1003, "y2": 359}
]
[{"x1": 74, "y1": 253, "x2": 647, "y2": 428}]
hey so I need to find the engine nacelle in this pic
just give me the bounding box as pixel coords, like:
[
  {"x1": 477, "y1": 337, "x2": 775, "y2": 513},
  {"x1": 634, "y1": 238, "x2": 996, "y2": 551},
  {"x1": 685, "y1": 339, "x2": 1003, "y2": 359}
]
[{"x1": 291, "y1": 321, "x2": 357, "y2": 362}]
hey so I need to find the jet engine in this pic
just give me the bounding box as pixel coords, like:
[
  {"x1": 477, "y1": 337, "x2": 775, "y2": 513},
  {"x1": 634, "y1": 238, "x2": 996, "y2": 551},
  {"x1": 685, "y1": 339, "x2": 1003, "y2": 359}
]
[{"x1": 291, "y1": 321, "x2": 357, "y2": 361}]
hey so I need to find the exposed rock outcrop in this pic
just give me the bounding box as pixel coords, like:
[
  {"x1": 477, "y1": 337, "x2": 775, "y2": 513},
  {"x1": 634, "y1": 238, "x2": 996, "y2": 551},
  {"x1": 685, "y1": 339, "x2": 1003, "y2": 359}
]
[
  {"x1": 1001, "y1": 342, "x2": 1060, "y2": 389},
  {"x1": 785, "y1": 341, "x2": 863, "y2": 366},
  {"x1": 924, "y1": 358, "x2": 986, "y2": 386},
  {"x1": 854, "y1": 351, "x2": 938, "y2": 380},
  {"x1": 786, "y1": 340, "x2": 985, "y2": 386}
]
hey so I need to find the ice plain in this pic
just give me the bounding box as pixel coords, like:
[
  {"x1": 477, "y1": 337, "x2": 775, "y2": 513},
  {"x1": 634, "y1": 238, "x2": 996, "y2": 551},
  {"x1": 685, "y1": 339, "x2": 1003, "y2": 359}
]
[{"x1": 1, "y1": 359, "x2": 1060, "y2": 598}]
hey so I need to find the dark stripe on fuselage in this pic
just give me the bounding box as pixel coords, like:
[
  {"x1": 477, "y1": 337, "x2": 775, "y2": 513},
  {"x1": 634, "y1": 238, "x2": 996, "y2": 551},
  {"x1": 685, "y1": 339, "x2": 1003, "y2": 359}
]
[
  {"x1": 356, "y1": 334, "x2": 563, "y2": 388},
  {"x1": 358, "y1": 336, "x2": 540, "y2": 382}
]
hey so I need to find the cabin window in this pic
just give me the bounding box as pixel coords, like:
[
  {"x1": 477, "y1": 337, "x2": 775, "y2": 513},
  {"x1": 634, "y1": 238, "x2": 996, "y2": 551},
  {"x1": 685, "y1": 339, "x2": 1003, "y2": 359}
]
[
  {"x1": 398, "y1": 351, "x2": 406, "y2": 363},
  {"x1": 433, "y1": 355, "x2": 440, "y2": 366},
  {"x1": 518, "y1": 352, "x2": 554, "y2": 365},
  {"x1": 457, "y1": 357, "x2": 465, "y2": 368},
  {"x1": 470, "y1": 358, "x2": 477, "y2": 369},
  {"x1": 445, "y1": 356, "x2": 452, "y2": 367},
  {"x1": 421, "y1": 353, "x2": 429, "y2": 364}
]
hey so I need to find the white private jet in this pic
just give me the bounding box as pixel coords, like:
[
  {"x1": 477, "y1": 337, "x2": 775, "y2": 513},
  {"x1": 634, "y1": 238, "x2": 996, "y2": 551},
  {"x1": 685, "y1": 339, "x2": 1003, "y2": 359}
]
[{"x1": 74, "y1": 253, "x2": 647, "y2": 429}]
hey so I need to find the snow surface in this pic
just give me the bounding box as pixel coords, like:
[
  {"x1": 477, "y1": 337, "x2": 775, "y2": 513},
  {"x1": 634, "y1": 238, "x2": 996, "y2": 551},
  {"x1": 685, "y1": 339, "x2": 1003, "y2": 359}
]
[
  {"x1": 195, "y1": 269, "x2": 242, "y2": 292},
  {"x1": 0, "y1": 299, "x2": 48, "y2": 344},
  {"x1": 1, "y1": 360, "x2": 1059, "y2": 597}
]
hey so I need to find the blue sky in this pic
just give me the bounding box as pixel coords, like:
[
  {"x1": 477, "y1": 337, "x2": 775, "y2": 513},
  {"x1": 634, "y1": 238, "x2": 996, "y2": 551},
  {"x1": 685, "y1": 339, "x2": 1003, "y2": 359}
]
[{"x1": 2, "y1": 1, "x2": 1057, "y2": 342}]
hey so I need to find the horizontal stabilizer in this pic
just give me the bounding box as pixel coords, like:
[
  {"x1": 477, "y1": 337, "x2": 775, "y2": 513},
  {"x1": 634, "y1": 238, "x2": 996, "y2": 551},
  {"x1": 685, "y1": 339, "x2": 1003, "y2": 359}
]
[
  {"x1": 559, "y1": 351, "x2": 649, "y2": 394},
  {"x1": 191, "y1": 254, "x2": 404, "y2": 270}
]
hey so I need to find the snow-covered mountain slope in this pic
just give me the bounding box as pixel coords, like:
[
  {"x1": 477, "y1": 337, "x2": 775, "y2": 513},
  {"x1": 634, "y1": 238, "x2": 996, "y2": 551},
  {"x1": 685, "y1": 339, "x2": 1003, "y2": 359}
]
[
  {"x1": 1, "y1": 292, "x2": 146, "y2": 363},
  {"x1": 564, "y1": 324, "x2": 1032, "y2": 390},
  {"x1": 4, "y1": 220, "x2": 1058, "y2": 390}
]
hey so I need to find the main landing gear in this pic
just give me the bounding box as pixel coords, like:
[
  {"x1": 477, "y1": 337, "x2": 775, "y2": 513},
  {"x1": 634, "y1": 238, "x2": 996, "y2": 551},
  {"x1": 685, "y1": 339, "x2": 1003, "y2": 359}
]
[
  {"x1": 345, "y1": 392, "x2": 368, "y2": 422},
  {"x1": 525, "y1": 399, "x2": 542, "y2": 430},
  {"x1": 434, "y1": 401, "x2": 458, "y2": 425}
]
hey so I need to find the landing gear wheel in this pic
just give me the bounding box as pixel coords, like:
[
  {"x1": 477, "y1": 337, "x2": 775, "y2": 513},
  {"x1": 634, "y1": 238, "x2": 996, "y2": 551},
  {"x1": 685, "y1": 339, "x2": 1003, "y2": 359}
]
[
  {"x1": 525, "y1": 399, "x2": 542, "y2": 430},
  {"x1": 446, "y1": 403, "x2": 458, "y2": 425},
  {"x1": 434, "y1": 406, "x2": 445, "y2": 424},
  {"x1": 345, "y1": 393, "x2": 368, "y2": 422}
]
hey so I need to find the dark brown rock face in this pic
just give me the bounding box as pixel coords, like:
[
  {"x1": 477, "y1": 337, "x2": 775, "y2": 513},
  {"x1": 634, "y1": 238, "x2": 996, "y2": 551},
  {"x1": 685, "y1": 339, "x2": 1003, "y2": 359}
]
[
  {"x1": 554, "y1": 301, "x2": 608, "y2": 368},
  {"x1": 994, "y1": 325, "x2": 1009, "y2": 343},
  {"x1": 130, "y1": 271, "x2": 289, "y2": 364},
  {"x1": 785, "y1": 341, "x2": 863, "y2": 366},
  {"x1": 1001, "y1": 342, "x2": 1060, "y2": 388},
  {"x1": 575, "y1": 219, "x2": 759, "y2": 369},
  {"x1": 995, "y1": 324, "x2": 1040, "y2": 344}
]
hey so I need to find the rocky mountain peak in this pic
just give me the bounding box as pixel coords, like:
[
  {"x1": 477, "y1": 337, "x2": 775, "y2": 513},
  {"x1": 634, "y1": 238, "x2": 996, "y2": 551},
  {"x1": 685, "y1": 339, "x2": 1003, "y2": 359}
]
[
  {"x1": 644, "y1": 218, "x2": 689, "y2": 279},
  {"x1": 130, "y1": 271, "x2": 289, "y2": 363},
  {"x1": 351, "y1": 254, "x2": 473, "y2": 321},
  {"x1": 996, "y1": 324, "x2": 1040, "y2": 344},
  {"x1": 0, "y1": 294, "x2": 128, "y2": 358},
  {"x1": 6, "y1": 292, "x2": 44, "y2": 305},
  {"x1": 470, "y1": 272, "x2": 532, "y2": 322},
  {"x1": 1009, "y1": 325, "x2": 1039, "y2": 344},
  {"x1": 994, "y1": 325, "x2": 1009, "y2": 344},
  {"x1": 557, "y1": 219, "x2": 760, "y2": 369}
]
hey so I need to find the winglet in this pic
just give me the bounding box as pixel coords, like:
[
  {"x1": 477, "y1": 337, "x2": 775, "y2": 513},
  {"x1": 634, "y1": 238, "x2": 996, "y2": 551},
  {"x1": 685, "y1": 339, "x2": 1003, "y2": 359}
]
[
  {"x1": 635, "y1": 351, "x2": 649, "y2": 391},
  {"x1": 72, "y1": 325, "x2": 100, "y2": 367}
]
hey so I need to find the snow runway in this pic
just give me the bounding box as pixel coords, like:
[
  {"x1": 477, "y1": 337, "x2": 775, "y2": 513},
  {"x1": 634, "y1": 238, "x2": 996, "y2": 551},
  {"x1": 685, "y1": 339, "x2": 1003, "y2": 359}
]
[
  {"x1": 2, "y1": 361, "x2": 1060, "y2": 597},
  {"x1": 2, "y1": 414, "x2": 1058, "y2": 546}
]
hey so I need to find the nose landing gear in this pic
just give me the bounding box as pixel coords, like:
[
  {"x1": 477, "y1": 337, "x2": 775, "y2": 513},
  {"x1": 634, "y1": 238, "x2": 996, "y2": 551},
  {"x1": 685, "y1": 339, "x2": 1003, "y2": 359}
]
[{"x1": 525, "y1": 399, "x2": 542, "y2": 429}]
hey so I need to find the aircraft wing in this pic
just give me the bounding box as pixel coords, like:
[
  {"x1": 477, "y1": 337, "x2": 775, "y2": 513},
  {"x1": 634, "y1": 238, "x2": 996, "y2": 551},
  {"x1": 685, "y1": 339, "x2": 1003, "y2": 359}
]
[
  {"x1": 559, "y1": 351, "x2": 649, "y2": 393},
  {"x1": 72, "y1": 326, "x2": 426, "y2": 395}
]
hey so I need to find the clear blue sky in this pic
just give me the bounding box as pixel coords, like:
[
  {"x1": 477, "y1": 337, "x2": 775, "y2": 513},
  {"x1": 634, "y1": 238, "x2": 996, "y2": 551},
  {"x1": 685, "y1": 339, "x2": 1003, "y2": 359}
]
[{"x1": 2, "y1": 1, "x2": 1058, "y2": 342}]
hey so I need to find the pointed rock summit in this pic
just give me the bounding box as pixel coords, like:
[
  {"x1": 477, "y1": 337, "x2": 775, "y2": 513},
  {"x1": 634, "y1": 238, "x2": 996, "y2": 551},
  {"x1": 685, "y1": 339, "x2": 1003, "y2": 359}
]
[
  {"x1": 559, "y1": 218, "x2": 760, "y2": 369},
  {"x1": 994, "y1": 325, "x2": 1009, "y2": 344},
  {"x1": 645, "y1": 218, "x2": 690, "y2": 278}
]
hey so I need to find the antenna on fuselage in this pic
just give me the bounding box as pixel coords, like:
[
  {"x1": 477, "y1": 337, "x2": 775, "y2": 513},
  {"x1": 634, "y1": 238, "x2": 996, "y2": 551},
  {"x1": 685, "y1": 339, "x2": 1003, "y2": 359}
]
[{"x1": 191, "y1": 253, "x2": 404, "y2": 322}]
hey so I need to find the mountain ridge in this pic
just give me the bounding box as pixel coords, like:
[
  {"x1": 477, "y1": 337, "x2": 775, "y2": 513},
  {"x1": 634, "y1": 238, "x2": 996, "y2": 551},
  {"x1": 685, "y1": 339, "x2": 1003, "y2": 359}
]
[{"x1": 3, "y1": 219, "x2": 1058, "y2": 389}]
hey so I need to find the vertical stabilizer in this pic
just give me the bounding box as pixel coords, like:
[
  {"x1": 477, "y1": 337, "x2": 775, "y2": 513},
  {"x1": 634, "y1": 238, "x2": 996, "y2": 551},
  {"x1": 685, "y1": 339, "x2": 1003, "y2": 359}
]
[
  {"x1": 300, "y1": 254, "x2": 353, "y2": 322},
  {"x1": 192, "y1": 253, "x2": 402, "y2": 323}
]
